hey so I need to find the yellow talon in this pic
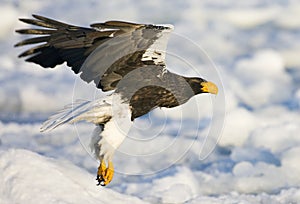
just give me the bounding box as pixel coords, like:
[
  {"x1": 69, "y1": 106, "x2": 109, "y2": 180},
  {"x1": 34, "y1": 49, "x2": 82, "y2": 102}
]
[{"x1": 97, "y1": 160, "x2": 114, "y2": 186}]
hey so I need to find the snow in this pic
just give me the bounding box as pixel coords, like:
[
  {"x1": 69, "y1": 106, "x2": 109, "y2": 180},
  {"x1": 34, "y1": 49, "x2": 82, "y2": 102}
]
[
  {"x1": 223, "y1": 7, "x2": 280, "y2": 29},
  {"x1": 1, "y1": 0, "x2": 300, "y2": 203},
  {"x1": 0, "y1": 149, "x2": 146, "y2": 204},
  {"x1": 234, "y1": 49, "x2": 292, "y2": 109}
]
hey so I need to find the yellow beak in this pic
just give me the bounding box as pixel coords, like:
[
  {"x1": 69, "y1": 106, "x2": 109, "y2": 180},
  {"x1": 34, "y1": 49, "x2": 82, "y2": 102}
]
[{"x1": 201, "y1": 81, "x2": 218, "y2": 95}]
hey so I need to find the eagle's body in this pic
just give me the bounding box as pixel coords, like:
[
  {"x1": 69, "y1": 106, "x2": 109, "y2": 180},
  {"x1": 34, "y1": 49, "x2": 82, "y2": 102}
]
[{"x1": 15, "y1": 15, "x2": 218, "y2": 186}]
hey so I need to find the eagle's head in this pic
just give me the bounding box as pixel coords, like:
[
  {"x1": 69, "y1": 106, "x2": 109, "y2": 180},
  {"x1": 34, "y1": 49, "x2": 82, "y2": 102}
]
[{"x1": 185, "y1": 77, "x2": 218, "y2": 95}]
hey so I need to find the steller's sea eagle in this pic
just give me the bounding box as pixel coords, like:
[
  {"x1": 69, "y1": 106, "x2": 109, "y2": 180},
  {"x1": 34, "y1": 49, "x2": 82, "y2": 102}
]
[{"x1": 15, "y1": 14, "x2": 218, "y2": 186}]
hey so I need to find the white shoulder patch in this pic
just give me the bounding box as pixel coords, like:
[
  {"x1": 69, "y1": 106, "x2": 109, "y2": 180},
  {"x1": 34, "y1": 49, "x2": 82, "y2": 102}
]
[{"x1": 141, "y1": 24, "x2": 174, "y2": 66}]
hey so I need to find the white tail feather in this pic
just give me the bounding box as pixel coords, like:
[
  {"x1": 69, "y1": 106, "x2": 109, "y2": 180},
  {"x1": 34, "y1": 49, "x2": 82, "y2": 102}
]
[{"x1": 40, "y1": 96, "x2": 113, "y2": 132}]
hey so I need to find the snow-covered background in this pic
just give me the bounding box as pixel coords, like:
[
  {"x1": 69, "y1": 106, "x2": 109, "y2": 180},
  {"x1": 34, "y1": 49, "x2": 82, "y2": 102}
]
[{"x1": 1, "y1": 0, "x2": 300, "y2": 203}]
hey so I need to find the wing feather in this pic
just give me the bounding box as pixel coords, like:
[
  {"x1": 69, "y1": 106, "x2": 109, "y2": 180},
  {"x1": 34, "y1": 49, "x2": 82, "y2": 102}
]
[{"x1": 15, "y1": 14, "x2": 173, "y2": 91}]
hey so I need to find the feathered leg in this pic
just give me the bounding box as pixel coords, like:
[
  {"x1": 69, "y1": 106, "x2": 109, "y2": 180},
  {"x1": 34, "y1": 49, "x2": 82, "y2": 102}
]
[{"x1": 91, "y1": 121, "x2": 123, "y2": 187}]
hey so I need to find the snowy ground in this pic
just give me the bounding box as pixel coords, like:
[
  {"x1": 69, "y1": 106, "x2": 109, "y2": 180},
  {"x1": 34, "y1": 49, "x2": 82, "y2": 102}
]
[{"x1": 1, "y1": 0, "x2": 300, "y2": 203}]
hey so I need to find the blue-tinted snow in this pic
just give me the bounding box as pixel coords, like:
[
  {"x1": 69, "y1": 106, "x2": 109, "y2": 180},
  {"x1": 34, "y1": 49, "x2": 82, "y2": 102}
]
[{"x1": 0, "y1": 0, "x2": 300, "y2": 203}]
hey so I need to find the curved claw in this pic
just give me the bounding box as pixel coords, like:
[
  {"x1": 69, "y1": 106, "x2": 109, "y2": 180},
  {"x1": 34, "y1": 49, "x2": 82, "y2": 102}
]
[{"x1": 96, "y1": 160, "x2": 114, "y2": 186}]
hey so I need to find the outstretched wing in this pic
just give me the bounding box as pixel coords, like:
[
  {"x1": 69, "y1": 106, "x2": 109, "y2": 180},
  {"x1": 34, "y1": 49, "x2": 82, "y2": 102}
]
[{"x1": 15, "y1": 14, "x2": 174, "y2": 91}]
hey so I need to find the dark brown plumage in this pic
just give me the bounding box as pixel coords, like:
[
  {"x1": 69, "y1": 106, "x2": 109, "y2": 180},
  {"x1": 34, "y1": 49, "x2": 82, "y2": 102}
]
[{"x1": 15, "y1": 15, "x2": 167, "y2": 90}]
